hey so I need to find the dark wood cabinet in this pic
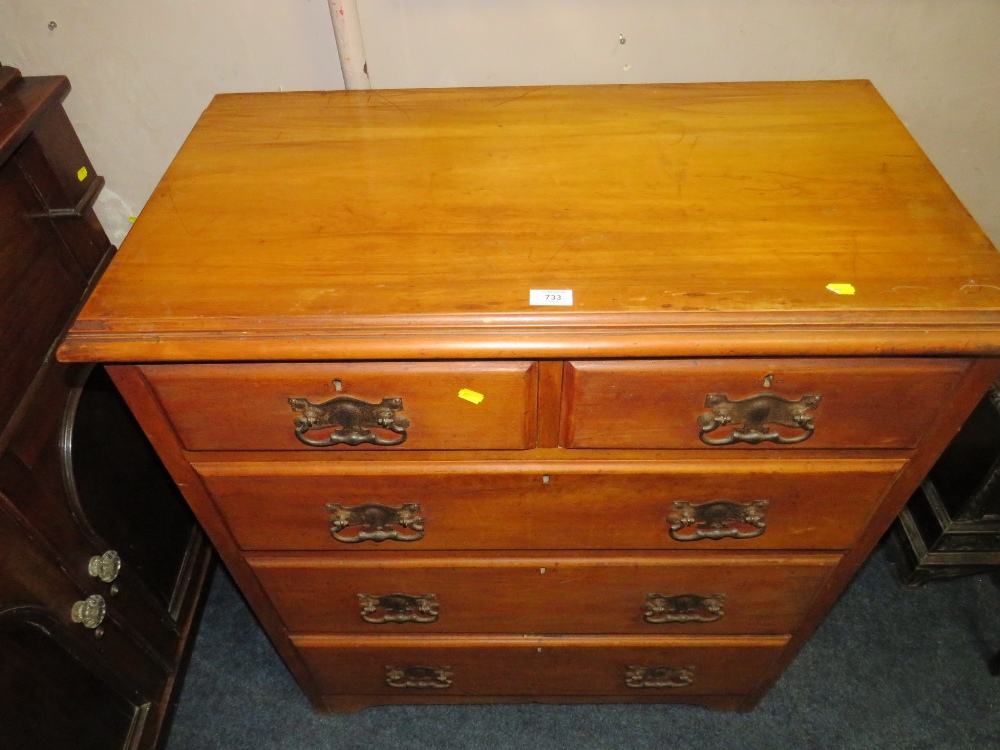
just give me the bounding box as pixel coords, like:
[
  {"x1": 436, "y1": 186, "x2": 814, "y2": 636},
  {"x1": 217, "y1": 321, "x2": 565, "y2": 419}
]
[
  {"x1": 0, "y1": 66, "x2": 212, "y2": 750},
  {"x1": 0, "y1": 503, "x2": 165, "y2": 750},
  {"x1": 893, "y1": 380, "x2": 1000, "y2": 585}
]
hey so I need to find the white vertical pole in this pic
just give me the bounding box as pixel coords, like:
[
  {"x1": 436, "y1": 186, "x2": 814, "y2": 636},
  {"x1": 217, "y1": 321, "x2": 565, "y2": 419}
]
[{"x1": 327, "y1": 0, "x2": 372, "y2": 90}]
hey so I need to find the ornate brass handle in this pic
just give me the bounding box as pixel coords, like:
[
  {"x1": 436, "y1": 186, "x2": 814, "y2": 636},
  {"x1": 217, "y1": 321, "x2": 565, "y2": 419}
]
[
  {"x1": 643, "y1": 593, "x2": 725, "y2": 624},
  {"x1": 358, "y1": 593, "x2": 439, "y2": 624},
  {"x1": 325, "y1": 502, "x2": 424, "y2": 543},
  {"x1": 385, "y1": 665, "x2": 453, "y2": 689},
  {"x1": 625, "y1": 665, "x2": 696, "y2": 689},
  {"x1": 289, "y1": 395, "x2": 410, "y2": 447},
  {"x1": 70, "y1": 594, "x2": 107, "y2": 629},
  {"x1": 667, "y1": 499, "x2": 769, "y2": 541},
  {"x1": 698, "y1": 392, "x2": 821, "y2": 445},
  {"x1": 87, "y1": 550, "x2": 121, "y2": 583}
]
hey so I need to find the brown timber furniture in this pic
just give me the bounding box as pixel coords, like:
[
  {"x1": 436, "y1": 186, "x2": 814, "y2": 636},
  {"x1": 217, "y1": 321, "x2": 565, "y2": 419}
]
[
  {"x1": 58, "y1": 81, "x2": 1000, "y2": 712},
  {"x1": 0, "y1": 66, "x2": 212, "y2": 749}
]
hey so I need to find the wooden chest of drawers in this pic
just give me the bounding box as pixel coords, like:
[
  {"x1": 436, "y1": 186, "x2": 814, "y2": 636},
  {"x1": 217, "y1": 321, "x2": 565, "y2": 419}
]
[{"x1": 58, "y1": 82, "x2": 1000, "y2": 712}]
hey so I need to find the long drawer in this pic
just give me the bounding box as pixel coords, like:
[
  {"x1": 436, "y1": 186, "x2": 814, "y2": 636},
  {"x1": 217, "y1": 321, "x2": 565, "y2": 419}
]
[
  {"x1": 195, "y1": 459, "x2": 904, "y2": 551},
  {"x1": 140, "y1": 361, "x2": 538, "y2": 451},
  {"x1": 562, "y1": 358, "x2": 971, "y2": 449},
  {"x1": 250, "y1": 552, "x2": 838, "y2": 635},
  {"x1": 293, "y1": 635, "x2": 788, "y2": 697}
]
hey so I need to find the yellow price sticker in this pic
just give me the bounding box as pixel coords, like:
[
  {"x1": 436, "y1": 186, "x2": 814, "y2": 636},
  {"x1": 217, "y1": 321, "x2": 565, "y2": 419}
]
[
  {"x1": 76, "y1": 166, "x2": 88, "y2": 181},
  {"x1": 458, "y1": 388, "x2": 484, "y2": 405},
  {"x1": 825, "y1": 283, "x2": 856, "y2": 295}
]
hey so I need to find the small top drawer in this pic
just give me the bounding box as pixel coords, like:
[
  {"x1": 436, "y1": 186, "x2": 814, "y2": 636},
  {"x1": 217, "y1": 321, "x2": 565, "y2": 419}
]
[
  {"x1": 141, "y1": 361, "x2": 538, "y2": 451},
  {"x1": 561, "y1": 358, "x2": 971, "y2": 450}
]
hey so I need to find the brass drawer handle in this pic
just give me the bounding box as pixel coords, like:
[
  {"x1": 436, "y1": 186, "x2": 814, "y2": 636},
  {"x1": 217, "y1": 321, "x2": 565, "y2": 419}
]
[
  {"x1": 358, "y1": 593, "x2": 439, "y2": 624},
  {"x1": 325, "y1": 502, "x2": 425, "y2": 543},
  {"x1": 698, "y1": 392, "x2": 821, "y2": 445},
  {"x1": 625, "y1": 665, "x2": 696, "y2": 689},
  {"x1": 667, "y1": 499, "x2": 769, "y2": 541},
  {"x1": 643, "y1": 593, "x2": 725, "y2": 624},
  {"x1": 385, "y1": 665, "x2": 453, "y2": 689},
  {"x1": 289, "y1": 395, "x2": 409, "y2": 447}
]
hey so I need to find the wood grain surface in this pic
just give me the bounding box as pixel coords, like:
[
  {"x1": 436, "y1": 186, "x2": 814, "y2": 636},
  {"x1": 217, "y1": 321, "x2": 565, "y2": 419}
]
[
  {"x1": 293, "y1": 634, "x2": 787, "y2": 697},
  {"x1": 193, "y1": 458, "x2": 903, "y2": 552},
  {"x1": 58, "y1": 81, "x2": 1000, "y2": 362},
  {"x1": 248, "y1": 551, "x2": 838, "y2": 635},
  {"x1": 562, "y1": 357, "x2": 971, "y2": 449},
  {"x1": 140, "y1": 361, "x2": 538, "y2": 451}
]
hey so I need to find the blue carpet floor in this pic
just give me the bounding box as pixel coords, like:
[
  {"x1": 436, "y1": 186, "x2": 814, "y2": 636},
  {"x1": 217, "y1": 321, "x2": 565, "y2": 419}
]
[{"x1": 164, "y1": 544, "x2": 1000, "y2": 749}]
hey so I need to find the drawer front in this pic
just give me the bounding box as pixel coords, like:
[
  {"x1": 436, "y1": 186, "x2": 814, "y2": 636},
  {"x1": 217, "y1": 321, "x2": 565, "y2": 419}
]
[
  {"x1": 195, "y1": 459, "x2": 903, "y2": 551},
  {"x1": 562, "y1": 358, "x2": 971, "y2": 450},
  {"x1": 293, "y1": 635, "x2": 787, "y2": 697},
  {"x1": 141, "y1": 362, "x2": 538, "y2": 451},
  {"x1": 250, "y1": 552, "x2": 838, "y2": 635}
]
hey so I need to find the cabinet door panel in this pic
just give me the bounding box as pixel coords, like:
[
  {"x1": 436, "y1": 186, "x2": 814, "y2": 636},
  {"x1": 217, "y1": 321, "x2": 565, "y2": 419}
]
[
  {"x1": 67, "y1": 366, "x2": 198, "y2": 614},
  {"x1": 0, "y1": 503, "x2": 168, "y2": 704},
  {"x1": 0, "y1": 613, "x2": 145, "y2": 750},
  {"x1": 2, "y1": 364, "x2": 198, "y2": 661}
]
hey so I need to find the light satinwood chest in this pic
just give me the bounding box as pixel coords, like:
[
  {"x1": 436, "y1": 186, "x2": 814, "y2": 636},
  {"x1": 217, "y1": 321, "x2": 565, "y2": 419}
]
[{"x1": 59, "y1": 81, "x2": 1000, "y2": 711}]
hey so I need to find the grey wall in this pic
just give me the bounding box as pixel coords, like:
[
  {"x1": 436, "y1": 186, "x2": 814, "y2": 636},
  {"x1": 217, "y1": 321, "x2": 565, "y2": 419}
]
[{"x1": 2, "y1": 1, "x2": 998, "y2": 246}]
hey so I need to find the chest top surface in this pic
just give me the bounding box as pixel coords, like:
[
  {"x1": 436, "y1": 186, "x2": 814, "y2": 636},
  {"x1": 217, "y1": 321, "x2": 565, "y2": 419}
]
[{"x1": 59, "y1": 81, "x2": 1000, "y2": 362}]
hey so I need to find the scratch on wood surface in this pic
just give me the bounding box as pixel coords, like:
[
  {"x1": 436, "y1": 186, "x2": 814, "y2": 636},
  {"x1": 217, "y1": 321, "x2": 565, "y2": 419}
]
[
  {"x1": 372, "y1": 91, "x2": 410, "y2": 121},
  {"x1": 961, "y1": 284, "x2": 1000, "y2": 293},
  {"x1": 161, "y1": 182, "x2": 224, "y2": 239},
  {"x1": 663, "y1": 290, "x2": 754, "y2": 296},
  {"x1": 540, "y1": 242, "x2": 568, "y2": 272},
  {"x1": 166, "y1": 185, "x2": 195, "y2": 238},
  {"x1": 493, "y1": 88, "x2": 540, "y2": 108}
]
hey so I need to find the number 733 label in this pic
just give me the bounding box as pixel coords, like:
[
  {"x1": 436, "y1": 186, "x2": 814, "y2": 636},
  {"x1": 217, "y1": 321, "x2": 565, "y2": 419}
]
[{"x1": 529, "y1": 289, "x2": 573, "y2": 306}]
